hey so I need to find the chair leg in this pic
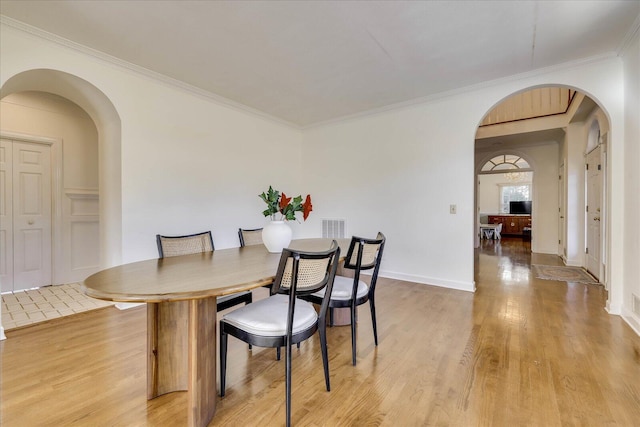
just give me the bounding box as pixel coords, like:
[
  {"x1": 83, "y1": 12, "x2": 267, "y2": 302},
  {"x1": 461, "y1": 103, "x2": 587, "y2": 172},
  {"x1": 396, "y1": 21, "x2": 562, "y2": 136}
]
[
  {"x1": 285, "y1": 337, "x2": 293, "y2": 427},
  {"x1": 369, "y1": 297, "x2": 378, "y2": 346},
  {"x1": 220, "y1": 328, "x2": 228, "y2": 397},
  {"x1": 329, "y1": 307, "x2": 334, "y2": 326},
  {"x1": 246, "y1": 296, "x2": 253, "y2": 350},
  {"x1": 350, "y1": 304, "x2": 357, "y2": 366},
  {"x1": 276, "y1": 346, "x2": 281, "y2": 361},
  {"x1": 319, "y1": 323, "x2": 331, "y2": 391}
]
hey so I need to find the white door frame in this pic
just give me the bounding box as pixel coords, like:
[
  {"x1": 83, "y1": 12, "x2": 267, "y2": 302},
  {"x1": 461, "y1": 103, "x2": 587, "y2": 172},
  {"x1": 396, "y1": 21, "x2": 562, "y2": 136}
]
[
  {"x1": 599, "y1": 133, "x2": 608, "y2": 289},
  {"x1": 0, "y1": 130, "x2": 63, "y2": 287},
  {"x1": 558, "y1": 163, "x2": 566, "y2": 260}
]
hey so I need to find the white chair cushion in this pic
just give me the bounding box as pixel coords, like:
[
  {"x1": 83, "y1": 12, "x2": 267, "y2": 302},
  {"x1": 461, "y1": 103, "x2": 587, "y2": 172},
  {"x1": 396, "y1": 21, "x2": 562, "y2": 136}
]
[
  {"x1": 222, "y1": 294, "x2": 317, "y2": 337},
  {"x1": 313, "y1": 275, "x2": 369, "y2": 301}
]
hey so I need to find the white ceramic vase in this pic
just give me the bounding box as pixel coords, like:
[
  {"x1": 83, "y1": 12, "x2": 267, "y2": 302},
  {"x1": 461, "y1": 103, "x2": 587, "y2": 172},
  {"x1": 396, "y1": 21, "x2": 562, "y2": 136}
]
[{"x1": 262, "y1": 220, "x2": 292, "y2": 253}]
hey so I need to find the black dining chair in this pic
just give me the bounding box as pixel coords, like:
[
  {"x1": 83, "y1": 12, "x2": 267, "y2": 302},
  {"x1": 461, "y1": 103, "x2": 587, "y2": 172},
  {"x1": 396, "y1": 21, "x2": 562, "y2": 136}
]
[
  {"x1": 238, "y1": 227, "x2": 264, "y2": 247},
  {"x1": 219, "y1": 241, "x2": 340, "y2": 427},
  {"x1": 239, "y1": 227, "x2": 275, "y2": 292},
  {"x1": 300, "y1": 232, "x2": 386, "y2": 365},
  {"x1": 156, "y1": 231, "x2": 252, "y2": 311}
]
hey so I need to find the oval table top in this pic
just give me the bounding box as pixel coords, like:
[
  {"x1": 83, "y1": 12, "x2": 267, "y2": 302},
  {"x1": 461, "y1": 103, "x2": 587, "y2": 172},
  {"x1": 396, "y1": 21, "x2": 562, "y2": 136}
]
[{"x1": 82, "y1": 238, "x2": 350, "y2": 303}]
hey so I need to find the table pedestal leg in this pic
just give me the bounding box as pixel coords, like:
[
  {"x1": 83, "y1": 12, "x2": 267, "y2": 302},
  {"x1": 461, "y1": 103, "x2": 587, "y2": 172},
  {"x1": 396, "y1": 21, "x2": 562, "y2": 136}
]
[
  {"x1": 188, "y1": 297, "x2": 217, "y2": 427},
  {"x1": 147, "y1": 298, "x2": 218, "y2": 427},
  {"x1": 148, "y1": 301, "x2": 189, "y2": 398}
]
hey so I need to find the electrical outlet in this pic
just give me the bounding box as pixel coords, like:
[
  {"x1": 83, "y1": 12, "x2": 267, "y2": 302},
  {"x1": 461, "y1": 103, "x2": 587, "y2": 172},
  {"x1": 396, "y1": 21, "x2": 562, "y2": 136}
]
[{"x1": 450, "y1": 204, "x2": 457, "y2": 214}]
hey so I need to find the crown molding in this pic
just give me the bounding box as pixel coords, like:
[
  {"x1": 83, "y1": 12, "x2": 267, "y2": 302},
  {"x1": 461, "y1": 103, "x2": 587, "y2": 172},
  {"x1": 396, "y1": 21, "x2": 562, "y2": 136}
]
[
  {"x1": 0, "y1": 15, "x2": 626, "y2": 131},
  {"x1": 0, "y1": 16, "x2": 301, "y2": 130},
  {"x1": 617, "y1": 13, "x2": 640, "y2": 56},
  {"x1": 304, "y1": 52, "x2": 619, "y2": 130}
]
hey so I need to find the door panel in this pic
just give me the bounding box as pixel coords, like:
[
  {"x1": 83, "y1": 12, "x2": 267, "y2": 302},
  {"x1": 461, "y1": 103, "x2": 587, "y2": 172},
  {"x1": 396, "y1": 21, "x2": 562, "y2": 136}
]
[
  {"x1": 586, "y1": 147, "x2": 601, "y2": 280},
  {"x1": 12, "y1": 142, "x2": 52, "y2": 291}
]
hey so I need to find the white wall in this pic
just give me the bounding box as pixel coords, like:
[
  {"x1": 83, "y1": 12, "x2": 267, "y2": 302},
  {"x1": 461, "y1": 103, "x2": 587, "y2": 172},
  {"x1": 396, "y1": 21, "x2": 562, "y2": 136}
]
[
  {"x1": 526, "y1": 143, "x2": 560, "y2": 255},
  {"x1": 622, "y1": 29, "x2": 640, "y2": 334},
  {"x1": 1, "y1": 92, "x2": 100, "y2": 284},
  {"x1": 1, "y1": 92, "x2": 99, "y2": 189},
  {"x1": 478, "y1": 173, "x2": 508, "y2": 214},
  {"x1": 563, "y1": 123, "x2": 586, "y2": 266},
  {"x1": 302, "y1": 96, "x2": 477, "y2": 291},
  {"x1": 117, "y1": 81, "x2": 304, "y2": 259}
]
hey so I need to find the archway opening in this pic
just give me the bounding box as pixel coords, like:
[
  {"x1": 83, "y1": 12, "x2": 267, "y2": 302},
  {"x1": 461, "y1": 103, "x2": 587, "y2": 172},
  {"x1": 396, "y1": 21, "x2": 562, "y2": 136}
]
[
  {"x1": 473, "y1": 86, "x2": 611, "y2": 299},
  {"x1": 1, "y1": 69, "x2": 122, "y2": 269}
]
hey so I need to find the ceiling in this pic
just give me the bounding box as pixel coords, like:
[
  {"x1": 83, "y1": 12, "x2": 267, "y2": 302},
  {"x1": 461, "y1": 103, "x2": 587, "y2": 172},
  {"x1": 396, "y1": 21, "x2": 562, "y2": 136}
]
[{"x1": 1, "y1": 1, "x2": 638, "y2": 128}]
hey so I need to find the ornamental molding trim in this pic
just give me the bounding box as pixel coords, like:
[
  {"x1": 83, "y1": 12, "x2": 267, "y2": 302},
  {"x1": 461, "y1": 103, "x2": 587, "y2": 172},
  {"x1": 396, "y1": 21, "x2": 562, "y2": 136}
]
[{"x1": 0, "y1": 16, "x2": 298, "y2": 130}]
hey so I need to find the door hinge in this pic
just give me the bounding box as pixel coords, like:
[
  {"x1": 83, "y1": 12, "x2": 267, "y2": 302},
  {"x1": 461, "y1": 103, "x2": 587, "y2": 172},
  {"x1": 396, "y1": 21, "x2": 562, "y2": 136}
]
[
  {"x1": 598, "y1": 164, "x2": 601, "y2": 171},
  {"x1": 586, "y1": 205, "x2": 589, "y2": 212},
  {"x1": 558, "y1": 239, "x2": 561, "y2": 244},
  {"x1": 586, "y1": 247, "x2": 589, "y2": 254},
  {"x1": 586, "y1": 163, "x2": 589, "y2": 170}
]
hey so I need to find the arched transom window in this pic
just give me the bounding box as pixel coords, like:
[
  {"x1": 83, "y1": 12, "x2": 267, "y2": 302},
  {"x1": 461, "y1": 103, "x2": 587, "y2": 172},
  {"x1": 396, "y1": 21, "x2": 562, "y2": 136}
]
[{"x1": 481, "y1": 154, "x2": 530, "y2": 172}]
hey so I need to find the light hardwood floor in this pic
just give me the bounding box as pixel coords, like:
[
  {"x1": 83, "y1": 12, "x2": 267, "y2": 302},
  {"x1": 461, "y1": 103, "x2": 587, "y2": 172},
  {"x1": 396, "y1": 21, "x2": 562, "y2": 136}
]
[{"x1": 1, "y1": 238, "x2": 639, "y2": 426}]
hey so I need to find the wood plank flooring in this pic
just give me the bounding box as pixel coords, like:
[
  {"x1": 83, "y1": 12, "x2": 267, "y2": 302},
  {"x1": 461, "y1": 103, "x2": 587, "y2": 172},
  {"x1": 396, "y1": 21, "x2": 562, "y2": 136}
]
[{"x1": 2, "y1": 237, "x2": 639, "y2": 426}]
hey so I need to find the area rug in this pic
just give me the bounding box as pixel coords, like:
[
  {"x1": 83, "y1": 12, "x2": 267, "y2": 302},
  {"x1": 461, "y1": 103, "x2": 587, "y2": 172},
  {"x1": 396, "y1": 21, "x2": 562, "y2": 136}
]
[{"x1": 532, "y1": 265, "x2": 599, "y2": 285}]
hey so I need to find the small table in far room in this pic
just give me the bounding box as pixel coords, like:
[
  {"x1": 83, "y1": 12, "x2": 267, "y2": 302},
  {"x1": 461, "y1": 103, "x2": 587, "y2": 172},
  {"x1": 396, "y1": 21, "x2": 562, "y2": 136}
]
[{"x1": 480, "y1": 223, "x2": 502, "y2": 240}]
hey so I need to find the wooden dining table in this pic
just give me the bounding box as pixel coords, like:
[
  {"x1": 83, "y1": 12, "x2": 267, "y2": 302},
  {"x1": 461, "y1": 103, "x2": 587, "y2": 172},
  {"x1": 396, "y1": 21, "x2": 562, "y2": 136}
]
[{"x1": 82, "y1": 238, "x2": 349, "y2": 427}]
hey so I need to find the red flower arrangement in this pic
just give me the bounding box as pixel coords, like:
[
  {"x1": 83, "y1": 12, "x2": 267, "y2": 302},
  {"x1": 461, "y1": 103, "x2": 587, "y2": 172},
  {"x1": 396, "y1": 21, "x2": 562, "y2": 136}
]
[{"x1": 259, "y1": 186, "x2": 313, "y2": 221}]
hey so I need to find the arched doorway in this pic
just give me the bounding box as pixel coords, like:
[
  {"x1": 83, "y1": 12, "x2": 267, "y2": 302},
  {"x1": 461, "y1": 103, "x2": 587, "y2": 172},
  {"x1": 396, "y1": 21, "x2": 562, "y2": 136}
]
[
  {"x1": 474, "y1": 86, "x2": 610, "y2": 289},
  {"x1": 0, "y1": 69, "x2": 122, "y2": 339},
  {"x1": 1, "y1": 69, "x2": 122, "y2": 268}
]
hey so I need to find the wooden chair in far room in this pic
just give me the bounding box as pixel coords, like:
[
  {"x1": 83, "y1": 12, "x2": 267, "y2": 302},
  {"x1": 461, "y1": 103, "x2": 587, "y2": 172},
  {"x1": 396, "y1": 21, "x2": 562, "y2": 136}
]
[
  {"x1": 238, "y1": 227, "x2": 264, "y2": 247},
  {"x1": 300, "y1": 232, "x2": 386, "y2": 365},
  {"x1": 219, "y1": 241, "x2": 341, "y2": 427},
  {"x1": 156, "y1": 231, "x2": 253, "y2": 311}
]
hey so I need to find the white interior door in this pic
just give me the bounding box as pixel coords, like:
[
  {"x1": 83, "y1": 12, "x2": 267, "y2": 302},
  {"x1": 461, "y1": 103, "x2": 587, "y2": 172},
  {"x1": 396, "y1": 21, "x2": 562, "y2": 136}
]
[
  {"x1": 0, "y1": 139, "x2": 14, "y2": 292},
  {"x1": 1, "y1": 140, "x2": 52, "y2": 292},
  {"x1": 586, "y1": 147, "x2": 601, "y2": 280}
]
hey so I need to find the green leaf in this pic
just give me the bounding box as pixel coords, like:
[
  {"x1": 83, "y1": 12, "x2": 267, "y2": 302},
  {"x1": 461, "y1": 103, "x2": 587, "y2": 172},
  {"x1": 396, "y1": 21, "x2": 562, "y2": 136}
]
[{"x1": 259, "y1": 185, "x2": 280, "y2": 217}]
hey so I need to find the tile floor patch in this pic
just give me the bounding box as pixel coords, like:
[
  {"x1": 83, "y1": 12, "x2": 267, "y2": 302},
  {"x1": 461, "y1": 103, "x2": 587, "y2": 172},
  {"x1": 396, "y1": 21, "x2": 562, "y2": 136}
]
[{"x1": 2, "y1": 283, "x2": 115, "y2": 331}]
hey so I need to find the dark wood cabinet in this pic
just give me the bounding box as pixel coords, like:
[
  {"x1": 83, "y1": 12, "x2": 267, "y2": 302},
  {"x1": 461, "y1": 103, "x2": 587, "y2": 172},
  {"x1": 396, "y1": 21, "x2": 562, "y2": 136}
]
[{"x1": 488, "y1": 215, "x2": 531, "y2": 236}]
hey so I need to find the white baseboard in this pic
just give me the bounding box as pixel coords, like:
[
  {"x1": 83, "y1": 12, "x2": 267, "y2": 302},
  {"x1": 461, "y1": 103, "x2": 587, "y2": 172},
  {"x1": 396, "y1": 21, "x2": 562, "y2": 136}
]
[
  {"x1": 622, "y1": 307, "x2": 640, "y2": 337},
  {"x1": 0, "y1": 326, "x2": 5, "y2": 340},
  {"x1": 563, "y1": 259, "x2": 583, "y2": 267},
  {"x1": 380, "y1": 270, "x2": 476, "y2": 292},
  {"x1": 605, "y1": 301, "x2": 622, "y2": 315},
  {"x1": 532, "y1": 248, "x2": 558, "y2": 255}
]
